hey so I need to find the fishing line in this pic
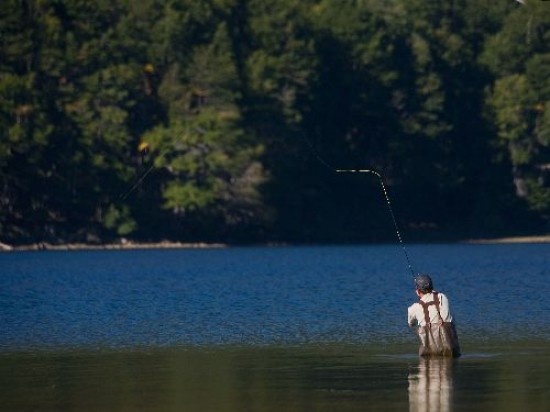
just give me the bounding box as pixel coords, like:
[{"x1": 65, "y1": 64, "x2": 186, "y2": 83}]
[
  {"x1": 118, "y1": 126, "x2": 416, "y2": 276},
  {"x1": 118, "y1": 118, "x2": 223, "y2": 201},
  {"x1": 119, "y1": 123, "x2": 194, "y2": 200},
  {"x1": 301, "y1": 133, "x2": 416, "y2": 277},
  {"x1": 119, "y1": 162, "x2": 156, "y2": 200},
  {"x1": 335, "y1": 168, "x2": 415, "y2": 277}
]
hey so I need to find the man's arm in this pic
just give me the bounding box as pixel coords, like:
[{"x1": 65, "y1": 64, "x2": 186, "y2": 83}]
[
  {"x1": 438, "y1": 293, "x2": 453, "y2": 322},
  {"x1": 408, "y1": 305, "x2": 418, "y2": 327}
]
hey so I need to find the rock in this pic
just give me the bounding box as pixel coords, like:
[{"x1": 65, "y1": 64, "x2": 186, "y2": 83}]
[{"x1": 0, "y1": 241, "x2": 13, "y2": 251}]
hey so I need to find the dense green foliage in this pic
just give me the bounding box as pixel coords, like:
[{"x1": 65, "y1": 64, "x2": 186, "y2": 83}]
[{"x1": 1, "y1": 0, "x2": 549, "y2": 245}]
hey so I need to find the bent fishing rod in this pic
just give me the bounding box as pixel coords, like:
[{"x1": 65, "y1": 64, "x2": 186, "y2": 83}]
[
  {"x1": 335, "y1": 168, "x2": 415, "y2": 277},
  {"x1": 304, "y1": 136, "x2": 416, "y2": 277},
  {"x1": 119, "y1": 128, "x2": 416, "y2": 277}
]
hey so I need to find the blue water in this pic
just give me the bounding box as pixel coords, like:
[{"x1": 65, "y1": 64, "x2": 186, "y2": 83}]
[{"x1": 1, "y1": 243, "x2": 550, "y2": 350}]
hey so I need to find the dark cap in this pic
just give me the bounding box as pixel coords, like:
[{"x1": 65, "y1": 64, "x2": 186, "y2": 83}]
[{"x1": 414, "y1": 274, "x2": 433, "y2": 292}]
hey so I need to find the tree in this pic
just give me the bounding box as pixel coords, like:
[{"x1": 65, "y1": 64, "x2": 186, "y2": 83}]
[
  {"x1": 0, "y1": 0, "x2": 161, "y2": 242},
  {"x1": 483, "y1": 1, "x2": 550, "y2": 220},
  {"x1": 140, "y1": 10, "x2": 269, "y2": 241}
]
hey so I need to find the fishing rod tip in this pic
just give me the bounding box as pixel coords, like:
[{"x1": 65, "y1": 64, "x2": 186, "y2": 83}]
[
  {"x1": 335, "y1": 169, "x2": 381, "y2": 177},
  {"x1": 335, "y1": 169, "x2": 360, "y2": 173}
]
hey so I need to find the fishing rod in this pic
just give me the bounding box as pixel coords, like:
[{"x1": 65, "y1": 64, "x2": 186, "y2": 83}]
[
  {"x1": 119, "y1": 126, "x2": 416, "y2": 277},
  {"x1": 303, "y1": 134, "x2": 416, "y2": 277},
  {"x1": 335, "y1": 168, "x2": 415, "y2": 277}
]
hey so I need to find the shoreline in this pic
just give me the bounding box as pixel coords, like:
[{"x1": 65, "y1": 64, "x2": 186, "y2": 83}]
[
  {"x1": 464, "y1": 235, "x2": 550, "y2": 244},
  {"x1": 0, "y1": 240, "x2": 226, "y2": 252},
  {"x1": 2, "y1": 235, "x2": 550, "y2": 252}
]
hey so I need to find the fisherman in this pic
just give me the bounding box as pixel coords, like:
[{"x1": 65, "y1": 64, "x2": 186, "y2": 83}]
[{"x1": 408, "y1": 274, "x2": 461, "y2": 358}]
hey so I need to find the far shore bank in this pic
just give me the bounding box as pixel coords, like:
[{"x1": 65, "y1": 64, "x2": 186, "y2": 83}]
[
  {"x1": 2, "y1": 235, "x2": 550, "y2": 252},
  {"x1": 464, "y1": 235, "x2": 550, "y2": 244},
  {"x1": 0, "y1": 240, "x2": 226, "y2": 252}
]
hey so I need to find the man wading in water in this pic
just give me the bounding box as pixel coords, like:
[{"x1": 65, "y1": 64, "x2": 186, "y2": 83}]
[{"x1": 408, "y1": 274, "x2": 461, "y2": 358}]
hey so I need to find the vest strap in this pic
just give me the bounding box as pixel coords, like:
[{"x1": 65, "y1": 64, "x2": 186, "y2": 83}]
[{"x1": 418, "y1": 292, "x2": 443, "y2": 325}]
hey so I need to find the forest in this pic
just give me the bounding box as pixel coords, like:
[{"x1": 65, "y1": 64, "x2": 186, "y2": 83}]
[{"x1": 1, "y1": 0, "x2": 550, "y2": 246}]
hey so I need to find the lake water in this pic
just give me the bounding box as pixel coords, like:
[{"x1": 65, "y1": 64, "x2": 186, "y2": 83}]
[{"x1": 1, "y1": 244, "x2": 550, "y2": 411}]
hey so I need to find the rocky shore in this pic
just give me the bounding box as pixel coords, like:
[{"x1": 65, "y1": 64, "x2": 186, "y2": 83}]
[
  {"x1": 465, "y1": 235, "x2": 550, "y2": 244},
  {"x1": 0, "y1": 240, "x2": 225, "y2": 252},
  {"x1": 2, "y1": 235, "x2": 550, "y2": 252}
]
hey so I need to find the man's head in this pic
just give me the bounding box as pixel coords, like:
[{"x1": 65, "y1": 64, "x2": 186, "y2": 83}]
[{"x1": 414, "y1": 274, "x2": 433, "y2": 294}]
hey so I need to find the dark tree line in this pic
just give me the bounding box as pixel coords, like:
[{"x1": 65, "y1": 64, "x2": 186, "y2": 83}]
[{"x1": 1, "y1": 0, "x2": 549, "y2": 245}]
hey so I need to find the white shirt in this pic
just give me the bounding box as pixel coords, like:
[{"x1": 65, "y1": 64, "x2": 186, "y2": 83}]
[{"x1": 408, "y1": 292, "x2": 453, "y2": 327}]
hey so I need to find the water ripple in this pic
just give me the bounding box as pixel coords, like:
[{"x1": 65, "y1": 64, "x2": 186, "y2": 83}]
[{"x1": 1, "y1": 244, "x2": 549, "y2": 350}]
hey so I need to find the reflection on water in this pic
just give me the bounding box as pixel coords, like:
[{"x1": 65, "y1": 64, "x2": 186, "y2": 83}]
[
  {"x1": 2, "y1": 345, "x2": 550, "y2": 412},
  {"x1": 0, "y1": 346, "x2": 409, "y2": 412},
  {"x1": 408, "y1": 358, "x2": 454, "y2": 412}
]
